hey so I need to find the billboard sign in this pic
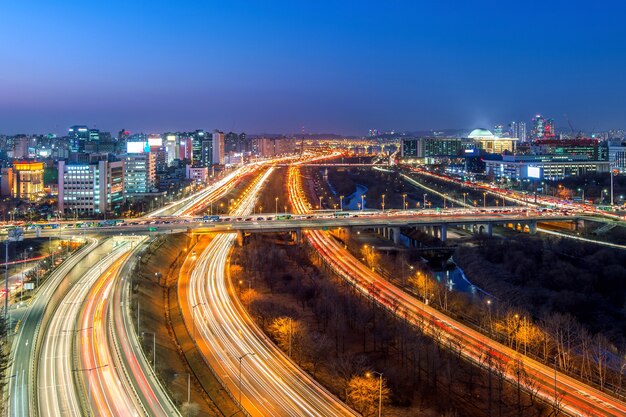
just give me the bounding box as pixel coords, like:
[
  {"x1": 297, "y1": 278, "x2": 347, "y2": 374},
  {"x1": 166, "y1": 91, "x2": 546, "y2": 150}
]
[
  {"x1": 527, "y1": 166, "x2": 541, "y2": 179},
  {"x1": 126, "y1": 141, "x2": 148, "y2": 154}
]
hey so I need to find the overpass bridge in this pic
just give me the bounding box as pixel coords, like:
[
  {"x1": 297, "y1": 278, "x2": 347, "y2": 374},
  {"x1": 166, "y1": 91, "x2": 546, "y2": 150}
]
[
  {"x1": 16, "y1": 211, "x2": 597, "y2": 246},
  {"x1": 186, "y1": 213, "x2": 582, "y2": 244}
]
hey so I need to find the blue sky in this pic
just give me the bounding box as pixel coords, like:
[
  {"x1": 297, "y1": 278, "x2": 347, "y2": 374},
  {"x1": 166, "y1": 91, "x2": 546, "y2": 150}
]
[{"x1": 1, "y1": 0, "x2": 626, "y2": 135}]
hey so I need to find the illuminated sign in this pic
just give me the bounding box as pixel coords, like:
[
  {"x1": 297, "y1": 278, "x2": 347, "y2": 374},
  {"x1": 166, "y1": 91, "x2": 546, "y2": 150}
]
[
  {"x1": 14, "y1": 162, "x2": 44, "y2": 171},
  {"x1": 527, "y1": 166, "x2": 541, "y2": 179},
  {"x1": 148, "y1": 137, "x2": 162, "y2": 147},
  {"x1": 126, "y1": 141, "x2": 149, "y2": 153}
]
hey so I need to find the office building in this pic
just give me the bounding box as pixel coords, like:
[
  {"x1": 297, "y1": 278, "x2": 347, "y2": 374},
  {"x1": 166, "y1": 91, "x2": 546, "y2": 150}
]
[
  {"x1": 191, "y1": 130, "x2": 206, "y2": 164},
  {"x1": 510, "y1": 121, "x2": 527, "y2": 142},
  {"x1": 532, "y1": 139, "x2": 600, "y2": 160},
  {"x1": 68, "y1": 125, "x2": 90, "y2": 152},
  {"x1": 212, "y1": 130, "x2": 225, "y2": 165},
  {"x1": 485, "y1": 154, "x2": 610, "y2": 180},
  {"x1": 493, "y1": 125, "x2": 504, "y2": 137},
  {"x1": 12, "y1": 135, "x2": 33, "y2": 159},
  {"x1": 165, "y1": 134, "x2": 178, "y2": 165},
  {"x1": 58, "y1": 160, "x2": 124, "y2": 214},
  {"x1": 531, "y1": 114, "x2": 556, "y2": 140},
  {"x1": 201, "y1": 140, "x2": 213, "y2": 166},
  {"x1": 1, "y1": 162, "x2": 45, "y2": 200},
  {"x1": 124, "y1": 153, "x2": 156, "y2": 195},
  {"x1": 255, "y1": 137, "x2": 297, "y2": 157},
  {"x1": 608, "y1": 139, "x2": 626, "y2": 173},
  {"x1": 179, "y1": 136, "x2": 192, "y2": 161}
]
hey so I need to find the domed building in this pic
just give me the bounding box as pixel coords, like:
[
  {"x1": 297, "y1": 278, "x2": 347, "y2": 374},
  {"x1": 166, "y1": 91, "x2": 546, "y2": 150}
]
[
  {"x1": 468, "y1": 128, "x2": 495, "y2": 139},
  {"x1": 468, "y1": 128, "x2": 517, "y2": 154}
]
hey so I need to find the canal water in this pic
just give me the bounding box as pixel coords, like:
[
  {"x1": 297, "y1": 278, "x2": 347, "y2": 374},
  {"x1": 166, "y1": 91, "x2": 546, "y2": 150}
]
[{"x1": 433, "y1": 262, "x2": 491, "y2": 298}]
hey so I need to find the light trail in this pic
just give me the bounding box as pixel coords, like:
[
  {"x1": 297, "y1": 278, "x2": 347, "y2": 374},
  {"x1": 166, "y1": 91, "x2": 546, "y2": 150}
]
[
  {"x1": 180, "y1": 166, "x2": 357, "y2": 416},
  {"x1": 9, "y1": 238, "x2": 98, "y2": 417},
  {"x1": 37, "y1": 241, "x2": 133, "y2": 417},
  {"x1": 288, "y1": 165, "x2": 626, "y2": 417}
]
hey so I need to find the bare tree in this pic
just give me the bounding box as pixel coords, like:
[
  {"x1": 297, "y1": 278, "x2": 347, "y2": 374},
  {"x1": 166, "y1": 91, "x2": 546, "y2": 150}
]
[{"x1": 347, "y1": 374, "x2": 391, "y2": 417}]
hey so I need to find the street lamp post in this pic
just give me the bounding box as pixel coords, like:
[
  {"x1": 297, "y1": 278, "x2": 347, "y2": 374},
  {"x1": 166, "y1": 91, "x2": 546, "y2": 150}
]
[
  {"x1": 423, "y1": 193, "x2": 427, "y2": 209},
  {"x1": 402, "y1": 194, "x2": 407, "y2": 211},
  {"x1": 381, "y1": 194, "x2": 385, "y2": 212},
  {"x1": 340, "y1": 195, "x2": 344, "y2": 211},
  {"x1": 275, "y1": 197, "x2": 278, "y2": 215},
  {"x1": 443, "y1": 193, "x2": 447, "y2": 209},
  {"x1": 319, "y1": 196, "x2": 323, "y2": 210},
  {"x1": 238, "y1": 352, "x2": 255, "y2": 410},
  {"x1": 483, "y1": 192, "x2": 487, "y2": 209},
  {"x1": 361, "y1": 195, "x2": 365, "y2": 211},
  {"x1": 610, "y1": 164, "x2": 615, "y2": 206},
  {"x1": 366, "y1": 371, "x2": 384, "y2": 417}
]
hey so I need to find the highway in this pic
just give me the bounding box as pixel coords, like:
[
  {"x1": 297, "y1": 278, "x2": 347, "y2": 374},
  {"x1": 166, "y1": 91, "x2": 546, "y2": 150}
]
[
  {"x1": 8, "y1": 237, "x2": 98, "y2": 417},
  {"x1": 111, "y1": 238, "x2": 182, "y2": 417},
  {"x1": 288, "y1": 166, "x2": 626, "y2": 417},
  {"x1": 37, "y1": 239, "x2": 134, "y2": 417},
  {"x1": 179, "y1": 167, "x2": 357, "y2": 416}
]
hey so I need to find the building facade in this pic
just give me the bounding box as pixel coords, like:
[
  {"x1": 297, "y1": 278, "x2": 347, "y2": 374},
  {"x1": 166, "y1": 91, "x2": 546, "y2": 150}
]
[
  {"x1": 212, "y1": 130, "x2": 225, "y2": 165},
  {"x1": 485, "y1": 155, "x2": 610, "y2": 180},
  {"x1": 124, "y1": 153, "x2": 156, "y2": 195},
  {"x1": 58, "y1": 160, "x2": 124, "y2": 214}
]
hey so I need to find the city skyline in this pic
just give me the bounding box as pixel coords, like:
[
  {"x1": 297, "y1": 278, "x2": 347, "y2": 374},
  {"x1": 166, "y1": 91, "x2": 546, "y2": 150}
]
[{"x1": 3, "y1": 1, "x2": 626, "y2": 135}]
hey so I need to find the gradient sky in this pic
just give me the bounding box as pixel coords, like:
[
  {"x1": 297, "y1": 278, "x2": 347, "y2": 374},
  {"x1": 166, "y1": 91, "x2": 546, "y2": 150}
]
[{"x1": 2, "y1": 0, "x2": 626, "y2": 135}]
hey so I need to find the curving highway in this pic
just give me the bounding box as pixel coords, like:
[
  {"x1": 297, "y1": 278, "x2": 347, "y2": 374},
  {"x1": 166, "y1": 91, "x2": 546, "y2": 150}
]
[
  {"x1": 288, "y1": 165, "x2": 626, "y2": 417},
  {"x1": 179, "y1": 167, "x2": 357, "y2": 416},
  {"x1": 9, "y1": 238, "x2": 98, "y2": 417},
  {"x1": 37, "y1": 240, "x2": 133, "y2": 417}
]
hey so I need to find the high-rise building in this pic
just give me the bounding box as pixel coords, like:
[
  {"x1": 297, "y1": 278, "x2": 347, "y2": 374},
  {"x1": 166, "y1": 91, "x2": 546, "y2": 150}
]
[
  {"x1": 493, "y1": 125, "x2": 504, "y2": 137},
  {"x1": 191, "y1": 130, "x2": 206, "y2": 165},
  {"x1": 164, "y1": 134, "x2": 178, "y2": 165},
  {"x1": 58, "y1": 160, "x2": 124, "y2": 214},
  {"x1": 179, "y1": 136, "x2": 192, "y2": 161},
  {"x1": 510, "y1": 121, "x2": 527, "y2": 142},
  {"x1": 201, "y1": 140, "x2": 213, "y2": 166},
  {"x1": 239, "y1": 132, "x2": 248, "y2": 153},
  {"x1": 124, "y1": 153, "x2": 156, "y2": 195},
  {"x1": 68, "y1": 125, "x2": 90, "y2": 152},
  {"x1": 212, "y1": 130, "x2": 225, "y2": 165},
  {"x1": 12, "y1": 135, "x2": 32, "y2": 159},
  {"x1": 531, "y1": 115, "x2": 556, "y2": 140},
  {"x1": 224, "y1": 132, "x2": 239, "y2": 153}
]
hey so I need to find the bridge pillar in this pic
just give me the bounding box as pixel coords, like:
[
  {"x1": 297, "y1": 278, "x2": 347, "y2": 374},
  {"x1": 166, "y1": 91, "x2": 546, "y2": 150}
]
[
  {"x1": 528, "y1": 221, "x2": 537, "y2": 235},
  {"x1": 295, "y1": 228, "x2": 303, "y2": 244},
  {"x1": 487, "y1": 223, "x2": 493, "y2": 236},
  {"x1": 440, "y1": 224, "x2": 447, "y2": 242},
  {"x1": 391, "y1": 227, "x2": 401, "y2": 245},
  {"x1": 236, "y1": 230, "x2": 245, "y2": 246}
]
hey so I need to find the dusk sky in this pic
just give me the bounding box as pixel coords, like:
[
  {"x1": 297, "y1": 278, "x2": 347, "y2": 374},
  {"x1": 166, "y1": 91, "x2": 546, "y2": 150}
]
[{"x1": 2, "y1": 0, "x2": 626, "y2": 135}]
